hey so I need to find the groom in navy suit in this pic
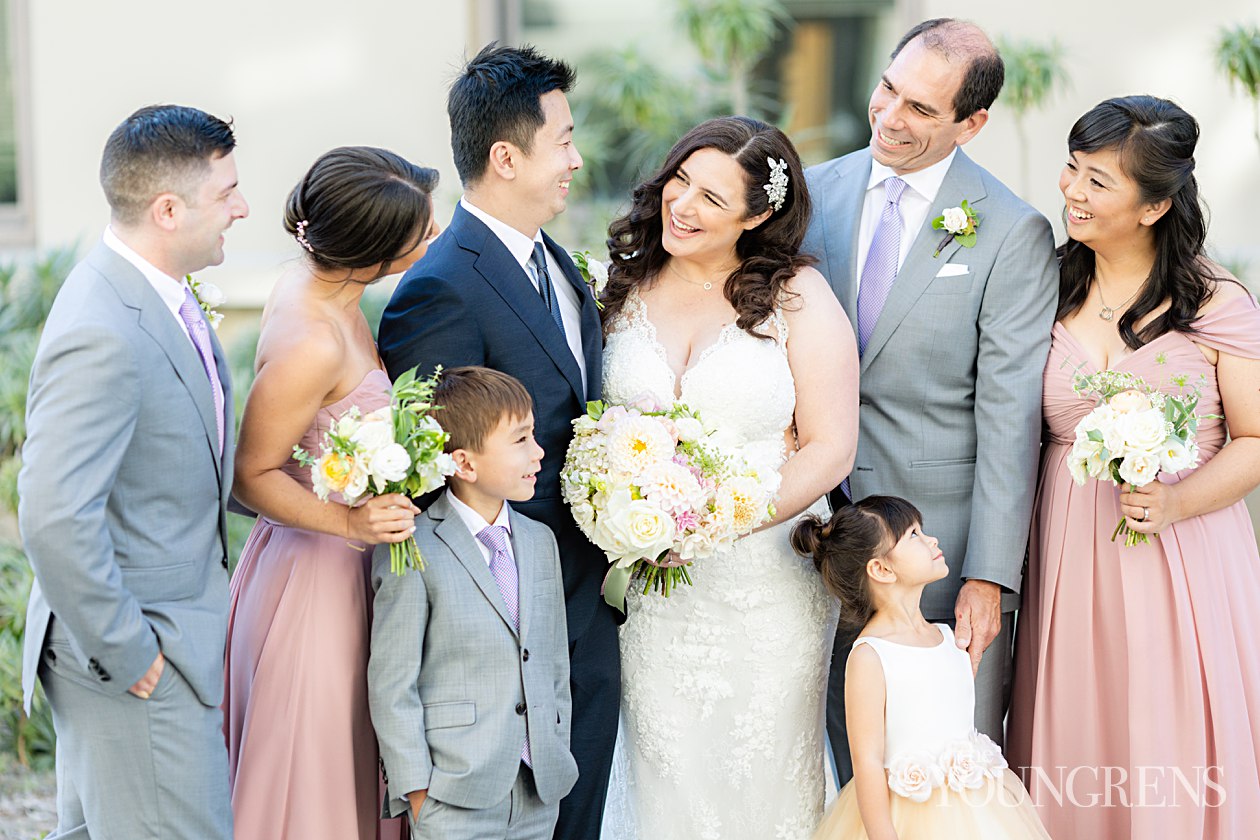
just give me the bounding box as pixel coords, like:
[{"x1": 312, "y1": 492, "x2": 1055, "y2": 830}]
[{"x1": 377, "y1": 44, "x2": 616, "y2": 839}]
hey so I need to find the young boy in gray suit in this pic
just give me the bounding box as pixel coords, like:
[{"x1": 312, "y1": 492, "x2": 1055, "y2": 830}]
[{"x1": 368, "y1": 366, "x2": 578, "y2": 840}]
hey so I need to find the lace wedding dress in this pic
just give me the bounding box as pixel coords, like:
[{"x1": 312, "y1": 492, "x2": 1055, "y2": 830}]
[{"x1": 600, "y1": 289, "x2": 839, "y2": 840}]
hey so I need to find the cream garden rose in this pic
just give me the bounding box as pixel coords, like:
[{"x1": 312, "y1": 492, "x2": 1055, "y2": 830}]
[
  {"x1": 1109, "y1": 388, "x2": 1153, "y2": 414},
  {"x1": 941, "y1": 206, "x2": 969, "y2": 234},
  {"x1": 887, "y1": 753, "x2": 944, "y2": 802}
]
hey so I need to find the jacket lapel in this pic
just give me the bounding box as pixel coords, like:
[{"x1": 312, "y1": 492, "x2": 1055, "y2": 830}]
[
  {"x1": 453, "y1": 207, "x2": 587, "y2": 405},
  {"x1": 819, "y1": 152, "x2": 870, "y2": 322},
  {"x1": 90, "y1": 244, "x2": 223, "y2": 485},
  {"x1": 543, "y1": 231, "x2": 603, "y2": 402},
  {"x1": 508, "y1": 507, "x2": 534, "y2": 642},
  {"x1": 430, "y1": 496, "x2": 519, "y2": 638},
  {"x1": 859, "y1": 151, "x2": 987, "y2": 373}
]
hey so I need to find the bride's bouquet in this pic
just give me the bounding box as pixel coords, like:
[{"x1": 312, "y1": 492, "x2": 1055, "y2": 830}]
[
  {"x1": 293, "y1": 366, "x2": 457, "y2": 573},
  {"x1": 562, "y1": 397, "x2": 779, "y2": 611},
  {"x1": 1065, "y1": 368, "x2": 1208, "y2": 546}
]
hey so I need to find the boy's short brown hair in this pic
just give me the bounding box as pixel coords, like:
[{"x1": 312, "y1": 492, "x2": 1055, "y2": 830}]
[{"x1": 433, "y1": 366, "x2": 534, "y2": 453}]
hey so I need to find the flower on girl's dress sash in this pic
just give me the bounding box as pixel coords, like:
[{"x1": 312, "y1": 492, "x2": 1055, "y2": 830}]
[
  {"x1": 887, "y1": 752, "x2": 945, "y2": 802},
  {"x1": 940, "y1": 738, "x2": 988, "y2": 792}
]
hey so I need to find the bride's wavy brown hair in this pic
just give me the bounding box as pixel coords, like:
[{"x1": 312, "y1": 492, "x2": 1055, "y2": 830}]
[{"x1": 602, "y1": 116, "x2": 814, "y2": 337}]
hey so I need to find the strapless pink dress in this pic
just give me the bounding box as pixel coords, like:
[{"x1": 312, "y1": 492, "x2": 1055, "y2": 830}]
[
  {"x1": 224, "y1": 369, "x2": 406, "y2": 840},
  {"x1": 1009, "y1": 295, "x2": 1260, "y2": 839}
]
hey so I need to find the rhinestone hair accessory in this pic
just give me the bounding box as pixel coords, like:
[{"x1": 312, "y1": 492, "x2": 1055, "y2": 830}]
[
  {"x1": 763, "y1": 157, "x2": 789, "y2": 212},
  {"x1": 294, "y1": 219, "x2": 315, "y2": 254}
]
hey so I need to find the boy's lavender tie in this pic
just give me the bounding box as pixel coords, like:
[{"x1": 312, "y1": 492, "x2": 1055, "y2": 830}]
[
  {"x1": 179, "y1": 287, "x2": 224, "y2": 455},
  {"x1": 476, "y1": 524, "x2": 532, "y2": 767}
]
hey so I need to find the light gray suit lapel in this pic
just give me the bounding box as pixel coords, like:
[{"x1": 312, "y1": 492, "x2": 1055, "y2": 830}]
[
  {"x1": 860, "y1": 151, "x2": 988, "y2": 373},
  {"x1": 508, "y1": 507, "x2": 534, "y2": 643},
  {"x1": 819, "y1": 154, "x2": 870, "y2": 319},
  {"x1": 430, "y1": 497, "x2": 520, "y2": 638},
  {"x1": 88, "y1": 244, "x2": 224, "y2": 483}
]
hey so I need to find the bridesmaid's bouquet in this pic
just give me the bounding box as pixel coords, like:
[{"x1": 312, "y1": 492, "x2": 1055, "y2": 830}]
[
  {"x1": 1065, "y1": 369, "x2": 1208, "y2": 546},
  {"x1": 561, "y1": 397, "x2": 779, "y2": 612},
  {"x1": 293, "y1": 366, "x2": 457, "y2": 573}
]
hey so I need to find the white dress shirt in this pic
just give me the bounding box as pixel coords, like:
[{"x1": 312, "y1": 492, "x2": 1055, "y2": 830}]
[
  {"x1": 102, "y1": 226, "x2": 196, "y2": 348},
  {"x1": 446, "y1": 489, "x2": 514, "y2": 569},
  {"x1": 855, "y1": 149, "x2": 958, "y2": 293},
  {"x1": 460, "y1": 198, "x2": 587, "y2": 392}
]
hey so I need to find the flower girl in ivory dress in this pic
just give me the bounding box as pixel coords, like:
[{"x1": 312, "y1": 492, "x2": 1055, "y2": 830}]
[{"x1": 791, "y1": 496, "x2": 1050, "y2": 840}]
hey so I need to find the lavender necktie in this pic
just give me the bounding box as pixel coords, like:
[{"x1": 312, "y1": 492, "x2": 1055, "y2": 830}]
[
  {"x1": 178, "y1": 288, "x2": 224, "y2": 455},
  {"x1": 856, "y1": 176, "x2": 908, "y2": 356},
  {"x1": 843, "y1": 177, "x2": 907, "y2": 503},
  {"x1": 476, "y1": 525, "x2": 531, "y2": 767}
]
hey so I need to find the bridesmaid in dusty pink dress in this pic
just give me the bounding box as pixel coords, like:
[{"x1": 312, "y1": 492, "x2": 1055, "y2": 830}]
[
  {"x1": 1009, "y1": 96, "x2": 1260, "y2": 839},
  {"x1": 224, "y1": 147, "x2": 441, "y2": 840}
]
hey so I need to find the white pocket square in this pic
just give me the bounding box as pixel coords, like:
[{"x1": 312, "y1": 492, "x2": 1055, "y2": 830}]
[{"x1": 935, "y1": 263, "x2": 970, "y2": 278}]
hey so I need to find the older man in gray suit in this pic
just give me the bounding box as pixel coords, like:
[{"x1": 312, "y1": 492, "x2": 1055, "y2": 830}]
[
  {"x1": 802, "y1": 19, "x2": 1057, "y2": 783},
  {"x1": 18, "y1": 105, "x2": 248, "y2": 839}
]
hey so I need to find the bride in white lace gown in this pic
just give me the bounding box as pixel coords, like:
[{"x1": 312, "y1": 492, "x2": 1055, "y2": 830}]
[{"x1": 597, "y1": 117, "x2": 860, "y2": 840}]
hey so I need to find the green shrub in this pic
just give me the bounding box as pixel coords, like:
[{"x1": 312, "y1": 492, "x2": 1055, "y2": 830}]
[{"x1": 0, "y1": 540, "x2": 53, "y2": 770}]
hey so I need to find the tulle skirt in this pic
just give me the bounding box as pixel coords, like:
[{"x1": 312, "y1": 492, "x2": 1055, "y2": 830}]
[{"x1": 812, "y1": 770, "x2": 1051, "y2": 839}]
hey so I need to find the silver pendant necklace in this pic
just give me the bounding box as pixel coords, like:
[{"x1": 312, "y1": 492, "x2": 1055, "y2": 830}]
[{"x1": 1097, "y1": 282, "x2": 1139, "y2": 321}]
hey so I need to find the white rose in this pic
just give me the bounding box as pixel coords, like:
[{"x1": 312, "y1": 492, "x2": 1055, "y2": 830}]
[
  {"x1": 941, "y1": 740, "x2": 988, "y2": 792},
  {"x1": 352, "y1": 416, "x2": 395, "y2": 454},
  {"x1": 1114, "y1": 409, "x2": 1168, "y2": 455},
  {"x1": 571, "y1": 501, "x2": 596, "y2": 529},
  {"x1": 596, "y1": 490, "x2": 676, "y2": 565},
  {"x1": 367, "y1": 442, "x2": 411, "y2": 489},
  {"x1": 1067, "y1": 438, "x2": 1104, "y2": 485},
  {"x1": 1118, "y1": 451, "x2": 1161, "y2": 486},
  {"x1": 673, "y1": 416, "x2": 705, "y2": 443},
  {"x1": 588, "y1": 259, "x2": 609, "y2": 293},
  {"x1": 887, "y1": 752, "x2": 944, "y2": 802},
  {"x1": 344, "y1": 459, "x2": 370, "y2": 504},
  {"x1": 941, "y1": 206, "x2": 969, "y2": 234},
  {"x1": 1067, "y1": 454, "x2": 1089, "y2": 486},
  {"x1": 332, "y1": 410, "x2": 362, "y2": 439},
  {"x1": 196, "y1": 281, "x2": 226, "y2": 308},
  {"x1": 677, "y1": 529, "x2": 717, "y2": 561},
  {"x1": 1157, "y1": 437, "x2": 1195, "y2": 473}
]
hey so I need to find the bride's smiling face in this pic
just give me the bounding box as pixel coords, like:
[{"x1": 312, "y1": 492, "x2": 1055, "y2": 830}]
[{"x1": 660, "y1": 148, "x2": 769, "y2": 263}]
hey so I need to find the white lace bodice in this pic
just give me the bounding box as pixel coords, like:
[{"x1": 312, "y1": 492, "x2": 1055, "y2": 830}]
[
  {"x1": 602, "y1": 289, "x2": 796, "y2": 475},
  {"x1": 601, "y1": 286, "x2": 838, "y2": 840}
]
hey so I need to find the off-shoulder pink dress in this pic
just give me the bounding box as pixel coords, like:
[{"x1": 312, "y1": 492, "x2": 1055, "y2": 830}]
[
  {"x1": 223, "y1": 369, "x2": 406, "y2": 840},
  {"x1": 1009, "y1": 294, "x2": 1260, "y2": 839}
]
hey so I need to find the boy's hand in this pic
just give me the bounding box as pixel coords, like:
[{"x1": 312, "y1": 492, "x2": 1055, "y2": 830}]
[{"x1": 408, "y1": 789, "x2": 428, "y2": 821}]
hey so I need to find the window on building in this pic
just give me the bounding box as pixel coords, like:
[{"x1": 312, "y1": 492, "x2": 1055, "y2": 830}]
[{"x1": 0, "y1": 0, "x2": 32, "y2": 245}]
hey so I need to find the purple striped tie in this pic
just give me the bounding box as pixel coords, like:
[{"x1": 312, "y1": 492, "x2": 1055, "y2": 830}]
[
  {"x1": 477, "y1": 525, "x2": 531, "y2": 767},
  {"x1": 856, "y1": 176, "x2": 907, "y2": 356},
  {"x1": 178, "y1": 288, "x2": 224, "y2": 455}
]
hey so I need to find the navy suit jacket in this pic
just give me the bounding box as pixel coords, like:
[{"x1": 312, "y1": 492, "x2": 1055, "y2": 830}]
[{"x1": 378, "y1": 203, "x2": 611, "y2": 640}]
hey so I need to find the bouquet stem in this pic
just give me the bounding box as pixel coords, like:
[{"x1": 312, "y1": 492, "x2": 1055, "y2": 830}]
[
  {"x1": 390, "y1": 535, "x2": 426, "y2": 575},
  {"x1": 1111, "y1": 516, "x2": 1152, "y2": 547}
]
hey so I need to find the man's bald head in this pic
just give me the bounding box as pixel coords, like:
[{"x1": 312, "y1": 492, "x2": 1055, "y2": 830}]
[{"x1": 890, "y1": 19, "x2": 1005, "y2": 122}]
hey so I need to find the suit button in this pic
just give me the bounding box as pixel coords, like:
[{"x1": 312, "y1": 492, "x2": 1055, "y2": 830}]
[
  {"x1": 515, "y1": 702, "x2": 527, "y2": 716},
  {"x1": 45, "y1": 649, "x2": 56, "y2": 663},
  {"x1": 522, "y1": 649, "x2": 530, "y2": 662},
  {"x1": 88, "y1": 658, "x2": 100, "y2": 673}
]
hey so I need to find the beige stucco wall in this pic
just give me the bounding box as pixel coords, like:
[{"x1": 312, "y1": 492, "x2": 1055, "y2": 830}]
[{"x1": 23, "y1": 0, "x2": 473, "y2": 307}]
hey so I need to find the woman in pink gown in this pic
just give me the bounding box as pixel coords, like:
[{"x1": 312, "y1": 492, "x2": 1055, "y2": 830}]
[
  {"x1": 224, "y1": 147, "x2": 440, "y2": 839},
  {"x1": 1009, "y1": 96, "x2": 1260, "y2": 839}
]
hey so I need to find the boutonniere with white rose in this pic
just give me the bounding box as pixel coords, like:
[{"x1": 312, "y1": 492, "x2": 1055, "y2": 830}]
[
  {"x1": 185, "y1": 274, "x2": 226, "y2": 330},
  {"x1": 570, "y1": 250, "x2": 608, "y2": 310},
  {"x1": 931, "y1": 200, "x2": 979, "y2": 258}
]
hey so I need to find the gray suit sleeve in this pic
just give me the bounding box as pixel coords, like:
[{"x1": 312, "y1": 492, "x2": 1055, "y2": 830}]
[
  {"x1": 17, "y1": 324, "x2": 159, "y2": 690},
  {"x1": 961, "y1": 210, "x2": 1058, "y2": 591},
  {"x1": 367, "y1": 544, "x2": 432, "y2": 817}
]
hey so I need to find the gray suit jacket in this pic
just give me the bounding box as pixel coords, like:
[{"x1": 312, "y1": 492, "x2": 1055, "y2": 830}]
[
  {"x1": 368, "y1": 493, "x2": 577, "y2": 816},
  {"x1": 19, "y1": 241, "x2": 234, "y2": 711},
  {"x1": 802, "y1": 148, "x2": 1057, "y2": 618}
]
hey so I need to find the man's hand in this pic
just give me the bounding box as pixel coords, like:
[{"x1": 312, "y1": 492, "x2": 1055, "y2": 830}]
[
  {"x1": 954, "y1": 580, "x2": 1001, "y2": 676},
  {"x1": 407, "y1": 789, "x2": 428, "y2": 821},
  {"x1": 128, "y1": 651, "x2": 165, "y2": 700}
]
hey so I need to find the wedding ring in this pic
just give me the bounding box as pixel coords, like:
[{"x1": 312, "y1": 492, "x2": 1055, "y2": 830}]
[{"x1": 1142, "y1": 507, "x2": 1150, "y2": 522}]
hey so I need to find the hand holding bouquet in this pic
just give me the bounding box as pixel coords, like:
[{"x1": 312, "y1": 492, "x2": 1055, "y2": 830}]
[
  {"x1": 1065, "y1": 369, "x2": 1209, "y2": 546},
  {"x1": 294, "y1": 366, "x2": 457, "y2": 573},
  {"x1": 562, "y1": 396, "x2": 779, "y2": 611}
]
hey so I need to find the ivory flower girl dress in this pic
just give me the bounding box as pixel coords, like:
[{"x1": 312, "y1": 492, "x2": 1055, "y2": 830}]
[{"x1": 813, "y1": 624, "x2": 1050, "y2": 839}]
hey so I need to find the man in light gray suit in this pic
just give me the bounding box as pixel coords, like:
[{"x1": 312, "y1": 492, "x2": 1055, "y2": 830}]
[
  {"x1": 801, "y1": 19, "x2": 1057, "y2": 782},
  {"x1": 369, "y1": 367, "x2": 577, "y2": 840},
  {"x1": 18, "y1": 105, "x2": 248, "y2": 839}
]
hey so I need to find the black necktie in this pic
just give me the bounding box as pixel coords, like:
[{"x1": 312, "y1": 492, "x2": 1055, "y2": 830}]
[{"x1": 531, "y1": 242, "x2": 567, "y2": 339}]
